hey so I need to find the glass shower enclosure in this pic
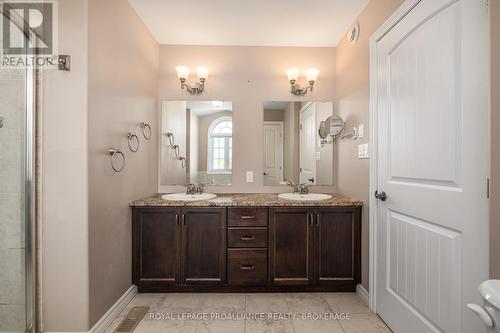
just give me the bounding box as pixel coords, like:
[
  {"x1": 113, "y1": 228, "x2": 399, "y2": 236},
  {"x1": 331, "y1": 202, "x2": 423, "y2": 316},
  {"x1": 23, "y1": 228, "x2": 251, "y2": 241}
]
[{"x1": 0, "y1": 4, "x2": 37, "y2": 332}]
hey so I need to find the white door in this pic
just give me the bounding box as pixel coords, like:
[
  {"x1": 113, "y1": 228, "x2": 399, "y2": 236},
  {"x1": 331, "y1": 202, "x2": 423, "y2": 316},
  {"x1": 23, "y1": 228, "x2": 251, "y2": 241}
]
[
  {"x1": 372, "y1": 1, "x2": 489, "y2": 332},
  {"x1": 263, "y1": 122, "x2": 283, "y2": 186},
  {"x1": 300, "y1": 103, "x2": 316, "y2": 185}
]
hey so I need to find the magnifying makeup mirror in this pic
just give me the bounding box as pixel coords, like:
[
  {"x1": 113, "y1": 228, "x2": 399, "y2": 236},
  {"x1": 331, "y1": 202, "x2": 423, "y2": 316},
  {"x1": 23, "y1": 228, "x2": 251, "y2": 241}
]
[{"x1": 319, "y1": 115, "x2": 345, "y2": 139}]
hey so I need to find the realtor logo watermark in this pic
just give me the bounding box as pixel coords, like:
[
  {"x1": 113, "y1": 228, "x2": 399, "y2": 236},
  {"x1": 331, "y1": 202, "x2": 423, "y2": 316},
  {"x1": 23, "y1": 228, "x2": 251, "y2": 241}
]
[{"x1": 1, "y1": 0, "x2": 59, "y2": 68}]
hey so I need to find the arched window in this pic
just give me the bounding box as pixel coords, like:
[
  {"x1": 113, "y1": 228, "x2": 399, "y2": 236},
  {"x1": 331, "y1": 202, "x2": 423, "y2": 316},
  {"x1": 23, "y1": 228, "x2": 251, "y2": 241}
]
[{"x1": 208, "y1": 116, "x2": 232, "y2": 173}]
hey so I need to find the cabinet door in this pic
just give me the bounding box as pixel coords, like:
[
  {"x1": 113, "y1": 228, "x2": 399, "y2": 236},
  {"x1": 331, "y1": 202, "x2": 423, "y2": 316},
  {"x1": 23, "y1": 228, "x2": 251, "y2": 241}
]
[
  {"x1": 315, "y1": 207, "x2": 361, "y2": 287},
  {"x1": 132, "y1": 208, "x2": 181, "y2": 285},
  {"x1": 181, "y1": 207, "x2": 226, "y2": 285},
  {"x1": 269, "y1": 207, "x2": 314, "y2": 285}
]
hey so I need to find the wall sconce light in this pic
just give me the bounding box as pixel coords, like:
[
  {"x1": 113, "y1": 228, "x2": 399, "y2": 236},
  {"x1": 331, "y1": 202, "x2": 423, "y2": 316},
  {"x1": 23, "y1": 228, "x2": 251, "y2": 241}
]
[
  {"x1": 176, "y1": 66, "x2": 208, "y2": 95},
  {"x1": 287, "y1": 68, "x2": 319, "y2": 96}
]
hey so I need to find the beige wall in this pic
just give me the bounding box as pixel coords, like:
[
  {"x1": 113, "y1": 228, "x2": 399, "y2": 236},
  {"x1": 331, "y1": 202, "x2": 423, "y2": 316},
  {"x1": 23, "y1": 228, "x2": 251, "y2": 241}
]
[
  {"x1": 158, "y1": 45, "x2": 336, "y2": 193},
  {"x1": 315, "y1": 102, "x2": 334, "y2": 185},
  {"x1": 283, "y1": 102, "x2": 300, "y2": 182},
  {"x1": 189, "y1": 110, "x2": 199, "y2": 172},
  {"x1": 161, "y1": 101, "x2": 187, "y2": 185},
  {"x1": 334, "y1": 0, "x2": 403, "y2": 290},
  {"x1": 264, "y1": 109, "x2": 285, "y2": 121},
  {"x1": 491, "y1": 0, "x2": 500, "y2": 279},
  {"x1": 87, "y1": 0, "x2": 159, "y2": 326},
  {"x1": 41, "y1": 0, "x2": 90, "y2": 330}
]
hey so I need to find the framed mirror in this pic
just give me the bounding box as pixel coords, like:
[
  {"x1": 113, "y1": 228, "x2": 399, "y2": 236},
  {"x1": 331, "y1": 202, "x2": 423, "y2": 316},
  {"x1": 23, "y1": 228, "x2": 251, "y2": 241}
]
[
  {"x1": 160, "y1": 101, "x2": 233, "y2": 186},
  {"x1": 262, "y1": 101, "x2": 335, "y2": 186}
]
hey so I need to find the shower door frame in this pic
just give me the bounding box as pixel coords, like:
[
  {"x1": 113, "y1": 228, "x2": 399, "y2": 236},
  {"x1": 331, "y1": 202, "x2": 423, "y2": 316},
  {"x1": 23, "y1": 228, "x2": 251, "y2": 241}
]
[{"x1": 1, "y1": 2, "x2": 39, "y2": 332}]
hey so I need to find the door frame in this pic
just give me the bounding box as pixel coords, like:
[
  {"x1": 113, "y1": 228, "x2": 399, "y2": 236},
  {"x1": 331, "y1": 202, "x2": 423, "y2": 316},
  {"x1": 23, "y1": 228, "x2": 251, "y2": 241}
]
[
  {"x1": 368, "y1": 0, "x2": 423, "y2": 312},
  {"x1": 263, "y1": 121, "x2": 284, "y2": 184}
]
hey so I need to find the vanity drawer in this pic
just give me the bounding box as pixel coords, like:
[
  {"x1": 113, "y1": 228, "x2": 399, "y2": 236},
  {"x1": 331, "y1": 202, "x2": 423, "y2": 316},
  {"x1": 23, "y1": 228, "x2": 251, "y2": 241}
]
[
  {"x1": 228, "y1": 207, "x2": 268, "y2": 227},
  {"x1": 228, "y1": 228, "x2": 268, "y2": 248},
  {"x1": 227, "y1": 249, "x2": 267, "y2": 286}
]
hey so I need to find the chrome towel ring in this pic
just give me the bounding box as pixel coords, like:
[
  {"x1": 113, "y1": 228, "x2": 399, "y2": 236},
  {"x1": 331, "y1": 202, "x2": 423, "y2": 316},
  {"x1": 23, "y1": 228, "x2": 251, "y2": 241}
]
[
  {"x1": 172, "y1": 144, "x2": 180, "y2": 158},
  {"x1": 166, "y1": 132, "x2": 175, "y2": 147},
  {"x1": 141, "y1": 122, "x2": 152, "y2": 140},
  {"x1": 108, "y1": 148, "x2": 125, "y2": 172},
  {"x1": 127, "y1": 132, "x2": 139, "y2": 152},
  {"x1": 178, "y1": 156, "x2": 186, "y2": 168}
]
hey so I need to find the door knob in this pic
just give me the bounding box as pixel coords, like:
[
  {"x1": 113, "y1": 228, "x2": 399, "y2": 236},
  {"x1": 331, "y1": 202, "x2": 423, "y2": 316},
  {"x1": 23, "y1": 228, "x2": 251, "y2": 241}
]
[
  {"x1": 375, "y1": 191, "x2": 387, "y2": 201},
  {"x1": 308, "y1": 177, "x2": 314, "y2": 183}
]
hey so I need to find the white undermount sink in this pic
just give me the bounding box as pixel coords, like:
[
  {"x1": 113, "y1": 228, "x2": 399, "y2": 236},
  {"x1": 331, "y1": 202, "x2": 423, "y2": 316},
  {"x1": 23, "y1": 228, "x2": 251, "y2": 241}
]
[
  {"x1": 161, "y1": 193, "x2": 217, "y2": 202},
  {"x1": 278, "y1": 193, "x2": 332, "y2": 202}
]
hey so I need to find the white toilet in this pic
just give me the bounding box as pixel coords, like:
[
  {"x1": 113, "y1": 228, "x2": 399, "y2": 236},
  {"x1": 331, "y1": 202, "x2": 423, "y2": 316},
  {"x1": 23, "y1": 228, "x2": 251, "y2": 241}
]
[{"x1": 469, "y1": 280, "x2": 500, "y2": 332}]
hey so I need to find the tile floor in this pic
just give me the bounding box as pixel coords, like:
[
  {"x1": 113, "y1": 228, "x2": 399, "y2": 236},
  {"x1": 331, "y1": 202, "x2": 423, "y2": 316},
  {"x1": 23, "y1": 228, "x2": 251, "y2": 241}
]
[{"x1": 105, "y1": 293, "x2": 391, "y2": 333}]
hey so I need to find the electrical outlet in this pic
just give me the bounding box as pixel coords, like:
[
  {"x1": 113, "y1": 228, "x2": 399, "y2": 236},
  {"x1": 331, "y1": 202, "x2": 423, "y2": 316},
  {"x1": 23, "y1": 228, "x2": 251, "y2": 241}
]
[{"x1": 246, "y1": 171, "x2": 254, "y2": 183}]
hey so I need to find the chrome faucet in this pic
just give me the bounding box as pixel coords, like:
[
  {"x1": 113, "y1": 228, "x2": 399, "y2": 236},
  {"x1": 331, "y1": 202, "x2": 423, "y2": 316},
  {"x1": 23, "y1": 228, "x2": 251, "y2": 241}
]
[
  {"x1": 280, "y1": 179, "x2": 311, "y2": 195},
  {"x1": 186, "y1": 183, "x2": 206, "y2": 195}
]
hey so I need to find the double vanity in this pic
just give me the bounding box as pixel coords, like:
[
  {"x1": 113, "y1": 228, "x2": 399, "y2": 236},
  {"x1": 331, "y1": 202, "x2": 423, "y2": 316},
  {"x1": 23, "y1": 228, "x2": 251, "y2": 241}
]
[
  {"x1": 138, "y1": 100, "x2": 362, "y2": 293},
  {"x1": 130, "y1": 193, "x2": 362, "y2": 293}
]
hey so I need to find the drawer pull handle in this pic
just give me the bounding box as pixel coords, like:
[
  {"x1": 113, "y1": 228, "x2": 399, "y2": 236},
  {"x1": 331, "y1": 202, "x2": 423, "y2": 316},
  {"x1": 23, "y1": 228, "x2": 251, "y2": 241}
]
[
  {"x1": 240, "y1": 235, "x2": 255, "y2": 241},
  {"x1": 241, "y1": 216, "x2": 256, "y2": 220},
  {"x1": 241, "y1": 265, "x2": 255, "y2": 271}
]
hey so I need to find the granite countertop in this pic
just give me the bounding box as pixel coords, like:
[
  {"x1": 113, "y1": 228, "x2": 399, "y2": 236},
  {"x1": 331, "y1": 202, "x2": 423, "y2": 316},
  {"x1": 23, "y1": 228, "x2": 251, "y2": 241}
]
[{"x1": 130, "y1": 193, "x2": 363, "y2": 207}]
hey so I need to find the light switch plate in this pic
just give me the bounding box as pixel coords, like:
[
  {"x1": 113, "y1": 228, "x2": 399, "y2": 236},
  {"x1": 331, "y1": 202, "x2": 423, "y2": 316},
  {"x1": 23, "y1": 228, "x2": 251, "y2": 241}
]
[
  {"x1": 246, "y1": 171, "x2": 254, "y2": 183},
  {"x1": 358, "y1": 144, "x2": 369, "y2": 159}
]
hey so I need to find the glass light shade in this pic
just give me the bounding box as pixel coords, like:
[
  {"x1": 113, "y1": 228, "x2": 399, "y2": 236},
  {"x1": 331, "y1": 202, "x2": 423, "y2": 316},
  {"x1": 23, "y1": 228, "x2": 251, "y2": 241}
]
[
  {"x1": 196, "y1": 67, "x2": 209, "y2": 80},
  {"x1": 286, "y1": 68, "x2": 299, "y2": 82},
  {"x1": 176, "y1": 66, "x2": 190, "y2": 80},
  {"x1": 306, "y1": 68, "x2": 319, "y2": 82}
]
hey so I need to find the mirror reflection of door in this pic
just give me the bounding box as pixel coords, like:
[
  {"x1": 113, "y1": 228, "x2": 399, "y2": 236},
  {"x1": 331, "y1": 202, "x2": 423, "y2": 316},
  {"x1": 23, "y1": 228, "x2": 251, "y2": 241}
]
[
  {"x1": 299, "y1": 102, "x2": 316, "y2": 185},
  {"x1": 263, "y1": 122, "x2": 283, "y2": 186}
]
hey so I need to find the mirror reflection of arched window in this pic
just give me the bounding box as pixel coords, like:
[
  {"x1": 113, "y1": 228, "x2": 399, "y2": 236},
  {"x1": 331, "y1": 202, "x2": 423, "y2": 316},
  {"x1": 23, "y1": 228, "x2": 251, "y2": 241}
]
[{"x1": 208, "y1": 116, "x2": 232, "y2": 173}]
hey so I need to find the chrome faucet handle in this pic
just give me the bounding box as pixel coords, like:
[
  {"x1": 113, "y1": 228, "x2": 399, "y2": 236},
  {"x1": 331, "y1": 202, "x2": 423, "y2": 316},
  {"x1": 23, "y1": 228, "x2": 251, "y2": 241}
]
[
  {"x1": 186, "y1": 184, "x2": 196, "y2": 195},
  {"x1": 195, "y1": 184, "x2": 205, "y2": 194},
  {"x1": 299, "y1": 183, "x2": 311, "y2": 194},
  {"x1": 280, "y1": 179, "x2": 300, "y2": 193}
]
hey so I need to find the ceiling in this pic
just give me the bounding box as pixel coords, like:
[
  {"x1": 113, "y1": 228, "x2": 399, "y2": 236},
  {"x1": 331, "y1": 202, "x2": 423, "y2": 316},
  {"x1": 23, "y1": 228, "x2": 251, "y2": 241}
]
[
  {"x1": 187, "y1": 101, "x2": 233, "y2": 116},
  {"x1": 127, "y1": 0, "x2": 369, "y2": 47}
]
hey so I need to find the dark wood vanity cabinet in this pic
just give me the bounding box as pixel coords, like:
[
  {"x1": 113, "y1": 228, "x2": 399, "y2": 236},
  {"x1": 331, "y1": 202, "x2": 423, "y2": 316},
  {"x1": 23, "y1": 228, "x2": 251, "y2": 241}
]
[
  {"x1": 227, "y1": 207, "x2": 269, "y2": 286},
  {"x1": 132, "y1": 204, "x2": 360, "y2": 292},
  {"x1": 181, "y1": 207, "x2": 226, "y2": 285},
  {"x1": 269, "y1": 206, "x2": 361, "y2": 290},
  {"x1": 132, "y1": 207, "x2": 226, "y2": 290},
  {"x1": 315, "y1": 208, "x2": 361, "y2": 287},
  {"x1": 132, "y1": 207, "x2": 181, "y2": 285},
  {"x1": 269, "y1": 207, "x2": 314, "y2": 285}
]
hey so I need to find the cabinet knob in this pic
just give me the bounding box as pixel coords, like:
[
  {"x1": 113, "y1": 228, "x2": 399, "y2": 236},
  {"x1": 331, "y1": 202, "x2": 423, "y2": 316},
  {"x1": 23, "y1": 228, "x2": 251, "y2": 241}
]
[{"x1": 240, "y1": 235, "x2": 255, "y2": 241}]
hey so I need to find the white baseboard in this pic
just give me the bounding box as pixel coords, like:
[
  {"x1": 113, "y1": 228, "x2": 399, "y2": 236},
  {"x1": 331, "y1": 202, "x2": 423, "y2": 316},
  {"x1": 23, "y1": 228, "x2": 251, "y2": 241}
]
[
  {"x1": 89, "y1": 285, "x2": 137, "y2": 333},
  {"x1": 356, "y1": 284, "x2": 369, "y2": 306}
]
